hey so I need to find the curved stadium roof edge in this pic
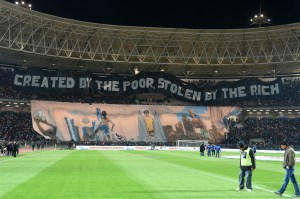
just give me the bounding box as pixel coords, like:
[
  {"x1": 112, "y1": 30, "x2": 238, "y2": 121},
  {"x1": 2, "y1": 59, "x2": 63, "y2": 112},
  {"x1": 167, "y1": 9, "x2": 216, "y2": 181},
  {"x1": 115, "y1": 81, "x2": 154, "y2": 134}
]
[{"x1": 1, "y1": 0, "x2": 300, "y2": 78}]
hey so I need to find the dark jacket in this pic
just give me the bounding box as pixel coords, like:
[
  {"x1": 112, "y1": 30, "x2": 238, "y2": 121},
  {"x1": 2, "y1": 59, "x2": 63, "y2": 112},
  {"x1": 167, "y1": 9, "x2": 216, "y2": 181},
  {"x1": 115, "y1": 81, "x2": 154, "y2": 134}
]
[
  {"x1": 283, "y1": 146, "x2": 296, "y2": 168},
  {"x1": 200, "y1": 144, "x2": 205, "y2": 152}
]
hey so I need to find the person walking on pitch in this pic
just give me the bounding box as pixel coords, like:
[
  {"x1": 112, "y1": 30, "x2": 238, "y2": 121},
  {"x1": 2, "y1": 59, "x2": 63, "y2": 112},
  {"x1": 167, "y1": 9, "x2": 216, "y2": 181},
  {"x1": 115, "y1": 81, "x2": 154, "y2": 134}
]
[{"x1": 274, "y1": 142, "x2": 300, "y2": 198}]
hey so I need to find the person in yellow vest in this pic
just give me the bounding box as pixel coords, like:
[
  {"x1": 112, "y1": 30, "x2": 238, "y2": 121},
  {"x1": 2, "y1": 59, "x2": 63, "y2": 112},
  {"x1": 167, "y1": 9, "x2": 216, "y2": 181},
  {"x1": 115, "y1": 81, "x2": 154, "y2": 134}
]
[{"x1": 236, "y1": 141, "x2": 256, "y2": 192}]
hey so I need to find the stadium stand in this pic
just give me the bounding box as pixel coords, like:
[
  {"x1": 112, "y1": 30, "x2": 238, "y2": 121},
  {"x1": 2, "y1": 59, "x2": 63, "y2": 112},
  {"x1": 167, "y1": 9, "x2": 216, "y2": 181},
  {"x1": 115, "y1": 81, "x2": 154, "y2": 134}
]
[
  {"x1": 1, "y1": 67, "x2": 300, "y2": 149},
  {"x1": 0, "y1": 0, "x2": 300, "y2": 150}
]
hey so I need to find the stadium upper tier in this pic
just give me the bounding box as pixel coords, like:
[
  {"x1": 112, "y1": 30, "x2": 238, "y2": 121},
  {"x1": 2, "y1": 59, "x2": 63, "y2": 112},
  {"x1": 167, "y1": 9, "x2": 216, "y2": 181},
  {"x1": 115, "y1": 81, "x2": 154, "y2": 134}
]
[{"x1": 0, "y1": 0, "x2": 300, "y2": 78}]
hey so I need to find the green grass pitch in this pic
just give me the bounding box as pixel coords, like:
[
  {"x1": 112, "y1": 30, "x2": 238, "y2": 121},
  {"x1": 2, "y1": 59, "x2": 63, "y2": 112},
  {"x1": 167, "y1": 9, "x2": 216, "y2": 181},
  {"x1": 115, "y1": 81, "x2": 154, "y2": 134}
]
[{"x1": 0, "y1": 150, "x2": 297, "y2": 199}]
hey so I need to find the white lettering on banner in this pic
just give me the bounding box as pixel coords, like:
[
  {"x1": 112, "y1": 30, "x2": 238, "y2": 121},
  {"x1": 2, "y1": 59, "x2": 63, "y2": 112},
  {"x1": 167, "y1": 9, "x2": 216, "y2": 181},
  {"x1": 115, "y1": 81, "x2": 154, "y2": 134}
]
[
  {"x1": 86, "y1": 78, "x2": 92, "y2": 88},
  {"x1": 270, "y1": 83, "x2": 280, "y2": 95},
  {"x1": 157, "y1": 78, "x2": 172, "y2": 90},
  {"x1": 184, "y1": 89, "x2": 193, "y2": 99},
  {"x1": 205, "y1": 90, "x2": 217, "y2": 101},
  {"x1": 79, "y1": 78, "x2": 93, "y2": 89},
  {"x1": 31, "y1": 76, "x2": 40, "y2": 87},
  {"x1": 146, "y1": 78, "x2": 154, "y2": 89},
  {"x1": 163, "y1": 80, "x2": 172, "y2": 90},
  {"x1": 50, "y1": 77, "x2": 58, "y2": 88},
  {"x1": 14, "y1": 74, "x2": 23, "y2": 86},
  {"x1": 13, "y1": 71, "x2": 281, "y2": 103},
  {"x1": 80, "y1": 78, "x2": 86, "y2": 88},
  {"x1": 261, "y1": 85, "x2": 270, "y2": 95},
  {"x1": 111, "y1": 81, "x2": 119, "y2": 91},
  {"x1": 56, "y1": 77, "x2": 74, "y2": 88},
  {"x1": 250, "y1": 83, "x2": 279, "y2": 96},
  {"x1": 95, "y1": 81, "x2": 120, "y2": 91},
  {"x1": 183, "y1": 90, "x2": 201, "y2": 101},
  {"x1": 222, "y1": 86, "x2": 246, "y2": 99},
  {"x1": 58, "y1": 77, "x2": 66, "y2": 88},
  {"x1": 67, "y1": 78, "x2": 75, "y2": 88},
  {"x1": 132, "y1": 80, "x2": 138, "y2": 90},
  {"x1": 229, "y1": 88, "x2": 238, "y2": 98},
  {"x1": 222, "y1": 88, "x2": 228, "y2": 99},
  {"x1": 192, "y1": 91, "x2": 201, "y2": 101},
  {"x1": 238, "y1": 86, "x2": 247, "y2": 97},
  {"x1": 14, "y1": 75, "x2": 75, "y2": 88},
  {"x1": 24, "y1": 75, "x2": 31, "y2": 86},
  {"x1": 123, "y1": 81, "x2": 130, "y2": 91},
  {"x1": 170, "y1": 83, "x2": 177, "y2": 93},
  {"x1": 139, "y1": 79, "x2": 145, "y2": 88},
  {"x1": 158, "y1": 78, "x2": 202, "y2": 101},
  {"x1": 157, "y1": 78, "x2": 164, "y2": 88},
  {"x1": 169, "y1": 84, "x2": 184, "y2": 96},
  {"x1": 41, "y1": 77, "x2": 49, "y2": 88},
  {"x1": 122, "y1": 78, "x2": 154, "y2": 91},
  {"x1": 177, "y1": 86, "x2": 184, "y2": 97}
]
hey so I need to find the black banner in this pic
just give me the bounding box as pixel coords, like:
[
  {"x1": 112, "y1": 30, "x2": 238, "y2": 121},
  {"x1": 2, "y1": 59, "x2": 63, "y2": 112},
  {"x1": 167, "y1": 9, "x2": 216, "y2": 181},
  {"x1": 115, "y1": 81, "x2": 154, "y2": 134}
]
[{"x1": 13, "y1": 67, "x2": 283, "y2": 104}]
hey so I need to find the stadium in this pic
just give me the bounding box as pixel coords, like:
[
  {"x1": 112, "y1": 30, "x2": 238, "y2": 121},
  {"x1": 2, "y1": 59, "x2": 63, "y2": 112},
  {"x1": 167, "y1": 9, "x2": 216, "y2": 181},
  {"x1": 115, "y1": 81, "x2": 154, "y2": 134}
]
[{"x1": 1, "y1": 0, "x2": 300, "y2": 198}]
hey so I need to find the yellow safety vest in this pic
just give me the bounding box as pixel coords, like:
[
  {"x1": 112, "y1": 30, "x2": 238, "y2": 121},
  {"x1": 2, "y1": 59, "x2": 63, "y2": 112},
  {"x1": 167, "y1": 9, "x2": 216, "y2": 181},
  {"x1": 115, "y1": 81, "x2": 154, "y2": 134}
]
[{"x1": 241, "y1": 148, "x2": 252, "y2": 166}]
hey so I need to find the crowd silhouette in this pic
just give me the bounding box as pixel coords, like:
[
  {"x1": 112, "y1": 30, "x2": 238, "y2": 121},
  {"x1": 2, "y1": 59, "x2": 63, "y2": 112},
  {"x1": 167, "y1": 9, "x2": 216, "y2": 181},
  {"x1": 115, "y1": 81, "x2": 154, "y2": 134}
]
[{"x1": 222, "y1": 118, "x2": 300, "y2": 150}]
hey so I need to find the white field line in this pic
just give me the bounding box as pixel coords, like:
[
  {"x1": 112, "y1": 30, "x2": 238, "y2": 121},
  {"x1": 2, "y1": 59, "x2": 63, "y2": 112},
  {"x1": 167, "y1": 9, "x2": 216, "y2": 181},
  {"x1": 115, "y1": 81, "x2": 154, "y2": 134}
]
[
  {"x1": 208, "y1": 173, "x2": 291, "y2": 198},
  {"x1": 223, "y1": 155, "x2": 300, "y2": 162},
  {"x1": 0, "y1": 150, "x2": 292, "y2": 197},
  {"x1": 167, "y1": 151, "x2": 292, "y2": 197}
]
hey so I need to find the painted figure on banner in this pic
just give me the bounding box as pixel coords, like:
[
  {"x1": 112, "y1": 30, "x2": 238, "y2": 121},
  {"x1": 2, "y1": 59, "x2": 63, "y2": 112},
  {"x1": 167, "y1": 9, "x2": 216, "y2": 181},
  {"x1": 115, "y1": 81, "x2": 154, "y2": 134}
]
[
  {"x1": 93, "y1": 110, "x2": 115, "y2": 141},
  {"x1": 143, "y1": 110, "x2": 155, "y2": 142},
  {"x1": 188, "y1": 109, "x2": 209, "y2": 139},
  {"x1": 33, "y1": 110, "x2": 59, "y2": 140}
]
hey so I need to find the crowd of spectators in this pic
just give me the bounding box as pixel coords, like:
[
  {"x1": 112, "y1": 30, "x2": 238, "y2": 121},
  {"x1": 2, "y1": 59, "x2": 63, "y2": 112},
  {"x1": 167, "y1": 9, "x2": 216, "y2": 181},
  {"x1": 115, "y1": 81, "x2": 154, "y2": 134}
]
[
  {"x1": 0, "y1": 111, "x2": 46, "y2": 145},
  {"x1": 222, "y1": 118, "x2": 300, "y2": 150},
  {"x1": 1, "y1": 67, "x2": 300, "y2": 149}
]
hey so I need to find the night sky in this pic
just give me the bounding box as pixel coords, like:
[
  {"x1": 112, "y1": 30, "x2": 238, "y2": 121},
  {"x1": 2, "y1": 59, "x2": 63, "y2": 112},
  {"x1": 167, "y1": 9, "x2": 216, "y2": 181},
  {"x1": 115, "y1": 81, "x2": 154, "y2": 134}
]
[{"x1": 6, "y1": 0, "x2": 300, "y2": 29}]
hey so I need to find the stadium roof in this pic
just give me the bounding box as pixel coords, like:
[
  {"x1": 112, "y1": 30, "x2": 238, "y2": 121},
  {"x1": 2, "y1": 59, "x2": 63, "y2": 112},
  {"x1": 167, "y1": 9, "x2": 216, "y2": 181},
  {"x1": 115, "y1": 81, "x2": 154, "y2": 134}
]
[{"x1": 1, "y1": 0, "x2": 300, "y2": 78}]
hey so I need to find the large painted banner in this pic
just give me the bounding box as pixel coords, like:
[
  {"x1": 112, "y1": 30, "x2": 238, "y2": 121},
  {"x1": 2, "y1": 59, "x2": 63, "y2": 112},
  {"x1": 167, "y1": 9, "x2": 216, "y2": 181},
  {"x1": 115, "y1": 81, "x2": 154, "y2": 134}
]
[
  {"x1": 14, "y1": 67, "x2": 283, "y2": 104},
  {"x1": 31, "y1": 100, "x2": 241, "y2": 143}
]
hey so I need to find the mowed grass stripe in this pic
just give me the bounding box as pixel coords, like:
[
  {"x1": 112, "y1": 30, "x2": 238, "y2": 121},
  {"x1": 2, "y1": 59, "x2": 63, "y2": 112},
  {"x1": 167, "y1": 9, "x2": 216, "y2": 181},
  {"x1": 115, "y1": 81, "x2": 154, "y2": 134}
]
[
  {"x1": 0, "y1": 150, "x2": 297, "y2": 199},
  {"x1": 0, "y1": 150, "x2": 72, "y2": 198},
  {"x1": 1, "y1": 150, "x2": 155, "y2": 199},
  {"x1": 152, "y1": 151, "x2": 289, "y2": 185},
  {"x1": 161, "y1": 150, "x2": 294, "y2": 197},
  {"x1": 101, "y1": 150, "x2": 275, "y2": 199}
]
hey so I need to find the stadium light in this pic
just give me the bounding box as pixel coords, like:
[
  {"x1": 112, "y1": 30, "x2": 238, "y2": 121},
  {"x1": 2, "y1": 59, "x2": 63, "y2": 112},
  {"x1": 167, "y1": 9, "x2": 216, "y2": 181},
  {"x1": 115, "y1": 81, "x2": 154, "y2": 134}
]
[
  {"x1": 15, "y1": 1, "x2": 32, "y2": 9},
  {"x1": 250, "y1": 0, "x2": 270, "y2": 27},
  {"x1": 134, "y1": 68, "x2": 139, "y2": 75}
]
